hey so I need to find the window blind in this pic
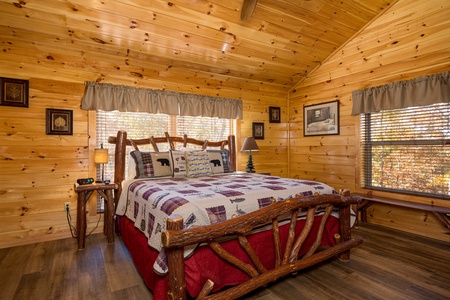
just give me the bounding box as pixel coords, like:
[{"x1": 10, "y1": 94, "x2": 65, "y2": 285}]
[
  {"x1": 361, "y1": 102, "x2": 450, "y2": 199},
  {"x1": 175, "y1": 115, "x2": 232, "y2": 144}
]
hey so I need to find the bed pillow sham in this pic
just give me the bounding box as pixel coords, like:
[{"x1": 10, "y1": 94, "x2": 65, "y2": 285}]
[
  {"x1": 169, "y1": 150, "x2": 187, "y2": 178},
  {"x1": 207, "y1": 149, "x2": 233, "y2": 174},
  {"x1": 130, "y1": 151, "x2": 172, "y2": 179},
  {"x1": 185, "y1": 150, "x2": 212, "y2": 177}
]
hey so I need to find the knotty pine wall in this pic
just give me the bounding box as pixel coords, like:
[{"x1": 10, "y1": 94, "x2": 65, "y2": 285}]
[
  {"x1": 1, "y1": 0, "x2": 448, "y2": 248},
  {"x1": 0, "y1": 58, "x2": 288, "y2": 249},
  {"x1": 289, "y1": 0, "x2": 450, "y2": 242}
]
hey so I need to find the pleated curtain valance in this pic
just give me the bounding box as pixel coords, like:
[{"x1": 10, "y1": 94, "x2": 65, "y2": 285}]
[
  {"x1": 351, "y1": 71, "x2": 449, "y2": 115},
  {"x1": 81, "y1": 81, "x2": 243, "y2": 119}
]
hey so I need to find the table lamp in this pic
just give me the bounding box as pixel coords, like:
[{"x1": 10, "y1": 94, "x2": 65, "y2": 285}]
[
  {"x1": 94, "y1": 144, "x2": 109, "y2": 183},
  {"x1": 241, "y1": 136, "x2": 259, "y2": 173}
]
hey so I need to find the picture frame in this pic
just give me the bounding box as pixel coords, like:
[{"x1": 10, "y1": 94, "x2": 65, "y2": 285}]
[
  {"x1": 252, "y1": 122, "x2": 264, "y2": 140},
  {"x1": 303, "y1": 100, "x2": 339, "y2": 136},
  {"x1": 0, "y1": 77, "x2": 29, "y2": 108},
  {"x1": 269, "y1": 106, "x2": 281, "y2": 123},
  {"x1": 46, "y1": 108, "x2": 73, "y2": 135}
]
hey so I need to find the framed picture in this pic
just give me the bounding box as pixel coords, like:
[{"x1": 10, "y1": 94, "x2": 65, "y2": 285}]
[
  {"x1": 46, "y1": 108, "x2": 73, "y2": 135},
  {"x1": 252, "y1": 122, "x2": 264, "y2": 140},
  {"x1": 303, "y1": 100, "x2": 339, "y2": 136},
  {"x1": 269, "y1": 106, "x2": 281, "y2": 123},
  {"x1": 0, "y1": 77, "x2": 29, "y2": 108}
]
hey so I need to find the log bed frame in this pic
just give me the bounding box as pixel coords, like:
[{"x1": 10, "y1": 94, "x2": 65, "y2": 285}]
[{"x1": 108, "y1": 131, "x2": 363, "y2": 300}]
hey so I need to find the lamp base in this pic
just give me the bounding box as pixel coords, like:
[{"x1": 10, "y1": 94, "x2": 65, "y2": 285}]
[
  {"x1": 95, "y1": 179, "x2": 104, "y2": 183},
  {"x1": 246, "y1": 151, "x2": 255, "y2": 173}
]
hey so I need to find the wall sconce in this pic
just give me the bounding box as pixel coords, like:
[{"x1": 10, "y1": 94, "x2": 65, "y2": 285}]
[
  {"x1": 241, "y1": 136, "x2": 259, "y2": 173},
  {"x1": 94, "y1": 144, "x2": 108, "y2": 183}
]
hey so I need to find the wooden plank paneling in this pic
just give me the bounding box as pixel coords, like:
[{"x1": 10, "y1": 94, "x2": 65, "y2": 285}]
[
  {"x1": 0, "y1": 0, "x2": 446, "y2": 249},
  {"x1": 289, "y1": 0, "x2": 450, "y2": 242},
  {"x1": 0, "y1": 0, "x2": 293, "y2": 248}
]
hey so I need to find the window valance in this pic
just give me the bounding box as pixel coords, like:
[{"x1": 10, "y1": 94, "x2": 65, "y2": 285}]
[
  {"x1": 81, "y1": 81, "x2": 243, "y2": 119},
  {"x1": 351, "y1": 71, "x2": 449, "y2": 115}
]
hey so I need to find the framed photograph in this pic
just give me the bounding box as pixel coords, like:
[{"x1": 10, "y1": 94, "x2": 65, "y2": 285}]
[
  {"x1": 252, "y1": 122, "x2": 264, "y2": 140},
  {"x1": 269, "y1": 106, "x2": 281, "y2": 123},
  {"x1": 46, "y1": 108, "x2": 73, "y2": 135},
  {"x1": 303, "y1": 100, "x2": 339, "y2": 136},
  {"x1": 0, "y1": 77, "x2": 29, "y2": 108}
]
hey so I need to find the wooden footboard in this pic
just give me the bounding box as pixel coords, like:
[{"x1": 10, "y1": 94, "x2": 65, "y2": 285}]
[{"x1": 162, "y1": 192, "x2": 363, "y2": 300}]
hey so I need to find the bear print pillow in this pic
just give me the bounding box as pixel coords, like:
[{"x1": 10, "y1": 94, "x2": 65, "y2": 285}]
[
  {"x1": 130, "y1": 151, "x2": 172, "y2": 178},
  {"x1": 207, "y1": 150, "x2": 233, "y2": 174}
]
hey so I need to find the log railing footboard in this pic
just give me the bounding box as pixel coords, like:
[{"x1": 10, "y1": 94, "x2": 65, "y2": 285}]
[{"x1": 162, "y1": 192, "x2": 363, "y2": 300}]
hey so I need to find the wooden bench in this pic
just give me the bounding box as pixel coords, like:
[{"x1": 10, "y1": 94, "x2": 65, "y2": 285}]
[{"x1": 353, "y1": 192, "x2": 450, "y2": 230}]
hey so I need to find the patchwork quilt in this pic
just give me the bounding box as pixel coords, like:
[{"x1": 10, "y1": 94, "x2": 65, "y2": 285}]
[{"x1": 115, "y1": 173, "x2": 337, "y2": 274}]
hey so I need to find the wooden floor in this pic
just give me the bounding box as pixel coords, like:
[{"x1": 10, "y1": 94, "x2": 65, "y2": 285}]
[{"x1": 1, "y1": 223, "x2": 449, "y2": 300}]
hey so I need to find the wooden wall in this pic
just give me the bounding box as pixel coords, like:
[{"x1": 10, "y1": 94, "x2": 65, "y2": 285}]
[
  {"x1": 289, "y1": 0, "x2": 450, "y2": 241},
  {"x1": 0, "y1": 37, "x2": 288, "y2": 249},
  {"x1": 1, "y1": 0, "x2": 448, "y2": 248},
  {"x1": 0, "y1": 80, "x2": 288, "y2": 250}
]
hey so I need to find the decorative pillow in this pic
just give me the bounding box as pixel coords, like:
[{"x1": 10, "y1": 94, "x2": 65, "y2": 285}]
[
  {"x1": 170, "y1": 150, "x2": 187, "y2": 177},
  {"x1": 207, "y1": 149, "x2": 233, "y2": 174},
  {"x1": 130, "y1": 151, "x2": 172, "y2": 178},
  {"x1": 185, "y1": 151, "x2": 212, "y2": 177}
]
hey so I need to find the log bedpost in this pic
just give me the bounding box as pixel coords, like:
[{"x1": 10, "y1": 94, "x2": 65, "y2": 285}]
[
  {"x1": 228, "y1": 135, "x2": 236, "y2": 172},
  {"x1": 164, "y1": 214, "x2": 187, "y2": 300},
  {"x1": 337, "y1": 204, "x2": 352, "y2": 261},
  {"x1": 113, "y1": 130, "x2": 127, "y2": 207}
]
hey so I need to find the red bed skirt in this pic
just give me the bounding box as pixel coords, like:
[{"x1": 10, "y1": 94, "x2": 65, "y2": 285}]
[{"x1": 118, "y1": 214, "x2": 339, "y2": 300}]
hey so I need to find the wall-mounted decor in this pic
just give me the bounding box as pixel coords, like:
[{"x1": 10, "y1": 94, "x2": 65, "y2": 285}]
[
  {"x1": 46, "y1": 108, "x2": 73, "y2": 135},
  {"x1": 252, "y1": 122, "x2": 264, "y2": 140},
  {"x1": 0, "y1": 77, "x2": 29, "y2": 108},
  {"x1": 303, "y1": 100, "x2": 339, "y2": 136},
  {"x1": 269, "y1": 106, "x2": 281, "y2": 123}
]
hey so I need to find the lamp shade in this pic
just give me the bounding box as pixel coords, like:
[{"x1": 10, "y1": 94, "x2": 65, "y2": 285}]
[
  {"x1": 241, "y1": 136, "x2": 259, "y2": 152},
  {"x1": 94, "y1": 148, "x2": 109, "y2": 164}
]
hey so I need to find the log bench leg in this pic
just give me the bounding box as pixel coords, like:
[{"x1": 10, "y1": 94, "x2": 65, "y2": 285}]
[
  {"x1": 356, "y1": 200, "x2": 374, "y2": 223},
  {"x1": 432, "y1": 212, "x2": 450, "y2": 230}
]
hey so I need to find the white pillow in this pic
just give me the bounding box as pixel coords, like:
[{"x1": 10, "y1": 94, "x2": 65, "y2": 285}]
[{"x1": 127, "y1": 154, "x2": 137, "y2": 179}]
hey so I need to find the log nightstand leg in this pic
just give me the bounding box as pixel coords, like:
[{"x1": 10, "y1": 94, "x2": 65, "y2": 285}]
[{"x1": 76, "y1": 191, "x2": 87, "y2": 250}]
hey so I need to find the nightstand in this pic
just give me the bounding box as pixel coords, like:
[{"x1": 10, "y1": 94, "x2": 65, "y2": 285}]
[{"x1": 74, "y1": 182, "x2": 117, "y2": 250}]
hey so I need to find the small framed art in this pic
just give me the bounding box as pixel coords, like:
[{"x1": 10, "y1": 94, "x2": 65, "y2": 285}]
[
  {"x1": 303, "y1": 100, "x2": 339, "y2": 136},
  {"x1": 0, "y1": 77, "x2": 29, "y2": 108},
  {"x1": 269, "y1": 106, "x2": 281, "y2": 123},
  {"x1": 46, "y1": 108, "x2": 73, "y2": 135},
  {"x1": 252, "y1": 122, "x2": 264, "y2": 140}
]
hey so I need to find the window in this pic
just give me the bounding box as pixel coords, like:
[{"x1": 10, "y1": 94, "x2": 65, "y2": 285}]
[
  {"x1": 93, "y1": 110, "x2": 235, "y2": 212},
  {"x1": 360, "y1": 103, "x2": 449, "y2": 199},
  {"x1": 96, "y1": 110, "x2": 235, "y2": 182}
]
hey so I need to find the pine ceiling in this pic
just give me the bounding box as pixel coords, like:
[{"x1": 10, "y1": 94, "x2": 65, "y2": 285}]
[{"x1": 0, "y1": 0, "x2": 394, "y2": 90}]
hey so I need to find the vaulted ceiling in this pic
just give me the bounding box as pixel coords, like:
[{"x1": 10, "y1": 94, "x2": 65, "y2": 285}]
[{"x1": 0, "y1": 0, "x2": 394, "y2": 90}]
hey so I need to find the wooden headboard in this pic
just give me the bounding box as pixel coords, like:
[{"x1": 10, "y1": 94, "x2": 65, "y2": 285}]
[{"x1": 107, "y1": 130, "x2": 236, "y2": 204}]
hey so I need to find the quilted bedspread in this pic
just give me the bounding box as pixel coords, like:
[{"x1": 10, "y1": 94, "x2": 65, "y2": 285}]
[{"x1": 115, "y1": 173, "x2": 337, "y2": 274}]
